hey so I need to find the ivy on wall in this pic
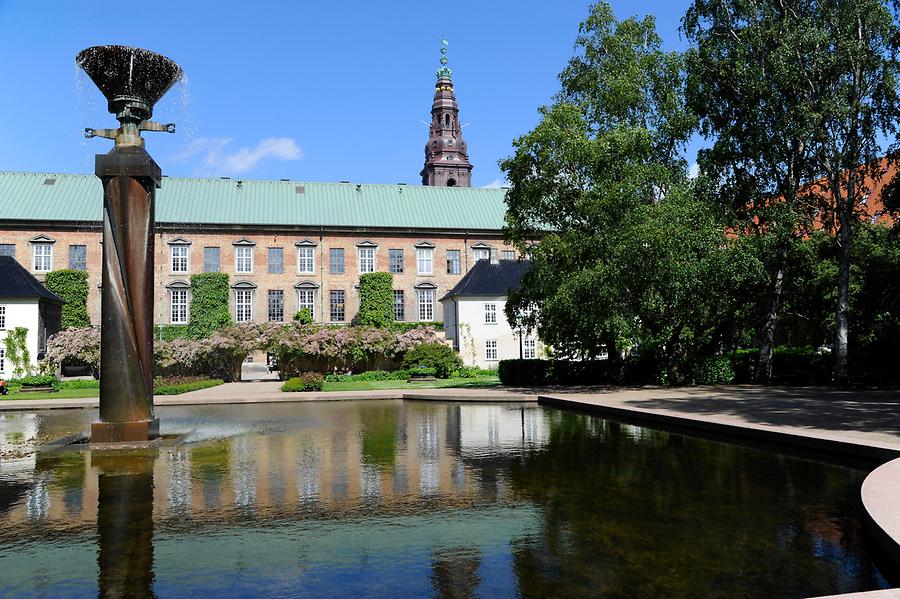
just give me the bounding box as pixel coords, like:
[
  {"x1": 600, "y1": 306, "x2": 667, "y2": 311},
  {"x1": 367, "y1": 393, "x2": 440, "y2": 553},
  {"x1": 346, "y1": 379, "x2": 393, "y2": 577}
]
[
  {"x1": 355, "y1": 272, "x2": 394, "y2": 328},
  {"x1": 4, "y1": 327, "x2": 32, "y2": 377},
  {"x1": 188, "y1": 272, "x2": 232, "y2": 339},
  {"x1": 44, "y1": 270, "x2": 90, "y2": 329}
]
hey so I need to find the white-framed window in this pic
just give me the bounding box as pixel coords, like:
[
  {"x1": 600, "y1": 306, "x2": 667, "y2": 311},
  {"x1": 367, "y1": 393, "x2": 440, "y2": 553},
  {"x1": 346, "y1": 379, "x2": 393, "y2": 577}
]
[
  {"x1": 417, "y1": 289, "x2": 435, "y2": 321},
  {"x1": 0, "y1": 305, "x2": 5, "y2": 330},
  {"x1": 236, "y1": 246, "x2": 253, "y2": 273},
  {"x1": 417, "y1": 248, "x2": 434, "y2": 275},
  {"x1": 171, "y1": 245, "x2": 189, "y2": 273},
  {"x1": 524, "y1": 338, "x2": 536, "y2": 359},
  {"x1": 358, "y1": 247, "x2": 375, "y2": 273},
  {"x1": 502, "y1": 250, "x2": 516, "y2": 260},
  {"x1": 474, "y1": 248, "x2": 490, "y2": 262},
  {"x1": 235, "y1": 289, "x2": 253, "y2": 322},
  {"x1": 484, "y1": 303, "x2": 497, "y2": 324},
  {"x1": 297, "y1": 247, "x2": 315, "y2": 274},
  {"x1": 170, "y1": 289, "x2": 188, "y2": 324},
  {"x1": 33, "y1": 243, "x2": 52, "y2": 272},
  {"x1": 485, "y1": 340, "x2": 498, "y2": 361},
  {"x1": 297, "y1": 289, "x2": 316, "y2": 318}
]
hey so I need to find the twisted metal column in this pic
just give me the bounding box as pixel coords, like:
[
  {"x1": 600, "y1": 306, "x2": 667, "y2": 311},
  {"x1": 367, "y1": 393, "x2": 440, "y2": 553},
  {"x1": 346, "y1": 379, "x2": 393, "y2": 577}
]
[{"x1": 91, "y1": 146, "x2": 160, "y2": 443}]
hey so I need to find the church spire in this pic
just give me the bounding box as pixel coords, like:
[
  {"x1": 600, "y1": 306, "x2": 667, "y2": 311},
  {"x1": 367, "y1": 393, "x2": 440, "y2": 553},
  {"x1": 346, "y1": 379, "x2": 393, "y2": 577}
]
[{"x1": 420, "y1": 37, "x2": 473, "y2": 187}]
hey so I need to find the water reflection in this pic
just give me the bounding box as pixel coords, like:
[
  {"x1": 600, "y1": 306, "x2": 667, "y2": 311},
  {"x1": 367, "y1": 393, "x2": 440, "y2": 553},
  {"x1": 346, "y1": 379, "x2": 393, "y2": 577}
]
[
  {"x1": 94, "y1": 453, "x2": 155, "y2": 599},
  {"x1": 0, "y1": 401, "x2": 893, "y2": 597}
]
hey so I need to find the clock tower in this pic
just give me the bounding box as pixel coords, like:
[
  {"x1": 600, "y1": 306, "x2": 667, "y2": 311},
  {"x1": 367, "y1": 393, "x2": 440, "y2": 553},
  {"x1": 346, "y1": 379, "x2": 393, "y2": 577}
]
[{"x1": 420, "y1": 39, "x2": 473, "y2": 187}]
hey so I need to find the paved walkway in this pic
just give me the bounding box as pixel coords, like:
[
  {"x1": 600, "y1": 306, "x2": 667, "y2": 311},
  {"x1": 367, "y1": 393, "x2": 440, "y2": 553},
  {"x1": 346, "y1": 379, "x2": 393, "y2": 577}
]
[{"x1": 540, "y1": 385, "x2": 900, "y2": 461}]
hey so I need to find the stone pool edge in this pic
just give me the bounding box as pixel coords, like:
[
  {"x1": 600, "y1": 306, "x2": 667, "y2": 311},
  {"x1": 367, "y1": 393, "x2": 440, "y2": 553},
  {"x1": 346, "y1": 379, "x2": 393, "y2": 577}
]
[{"x1": 537, "y1": 394, "x2": 900, "y2": 581}]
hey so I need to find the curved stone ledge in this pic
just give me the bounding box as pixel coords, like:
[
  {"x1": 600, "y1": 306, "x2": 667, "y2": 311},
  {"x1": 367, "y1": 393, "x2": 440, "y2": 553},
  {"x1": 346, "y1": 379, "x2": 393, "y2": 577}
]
[{"x1": 862, "y1": 457, "x2": 900, "y2": 567}]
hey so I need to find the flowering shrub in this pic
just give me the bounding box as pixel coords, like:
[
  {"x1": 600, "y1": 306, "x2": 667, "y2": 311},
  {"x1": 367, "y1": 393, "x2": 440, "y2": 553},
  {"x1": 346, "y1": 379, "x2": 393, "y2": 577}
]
[
  {"x1": 44, "y1": 327, "x2": 101, "y2": 379},
  {"x1": 268, "y1": 323, "x2": 442, "y2": 378},
  {"x1": 45, "y1": 322, "x2": 443, "y2": 382}
]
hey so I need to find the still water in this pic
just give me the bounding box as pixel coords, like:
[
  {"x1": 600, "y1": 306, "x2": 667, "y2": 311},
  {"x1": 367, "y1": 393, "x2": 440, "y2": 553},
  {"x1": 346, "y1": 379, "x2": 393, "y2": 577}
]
[{"x1": 0, "y1": 401, "x2": 892, "y2": 598}]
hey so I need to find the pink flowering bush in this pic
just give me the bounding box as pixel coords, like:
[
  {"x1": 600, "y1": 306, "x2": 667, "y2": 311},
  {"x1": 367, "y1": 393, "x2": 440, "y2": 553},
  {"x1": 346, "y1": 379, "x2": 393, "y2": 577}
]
[
  {"x1": 47, "y1": 322, "x2": 443, "y2": 382},
  {"x1": 268, "y1": 323, "x2": 442, "y2": 378},
  {"x1": 44, "y1": 327, "x2": 101, "y2": 379}
]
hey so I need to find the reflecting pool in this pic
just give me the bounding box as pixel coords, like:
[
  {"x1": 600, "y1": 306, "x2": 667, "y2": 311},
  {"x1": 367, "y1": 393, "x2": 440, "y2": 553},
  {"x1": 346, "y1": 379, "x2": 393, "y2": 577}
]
[{"x1": 0, "y1": 401, "x2": 893, "y2": 597}]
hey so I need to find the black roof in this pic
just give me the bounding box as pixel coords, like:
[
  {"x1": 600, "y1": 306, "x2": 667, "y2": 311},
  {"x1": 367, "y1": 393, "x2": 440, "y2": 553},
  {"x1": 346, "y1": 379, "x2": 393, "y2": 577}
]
[
  {"x1": 441, "y1": 259, "x2": 530, "y2": 300},
  {"x1": 0, "y1": 257, "x2": 63, "y2": 303}
]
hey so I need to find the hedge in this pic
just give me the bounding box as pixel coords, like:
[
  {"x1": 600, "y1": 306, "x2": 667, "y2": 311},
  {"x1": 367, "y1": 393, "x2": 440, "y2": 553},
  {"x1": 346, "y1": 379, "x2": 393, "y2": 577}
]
[
  {"x1": 356, "y1": 272, "x2": 394, "y2": 328},
  {"x1": 324, "y1": 369, "x2": 411, "y2": 382},
  {"x1": 282, "y1": 372, "x2": 325, "y2": 392},
  {"x1": 730, "y1": 347, "x2": 831, "y2": 384},
  {"x1": 154, "y1": 378, "x2": 224, "y2": 395},
  {"x1": 188, "y1": 272, "x2": 232, "y2": 339},
  {"x1": 498, "y1": 359, "x2": 628, "y2": 386},
  {"x1": 44, "y1": 270, "x2": 90, "y2": 329}
]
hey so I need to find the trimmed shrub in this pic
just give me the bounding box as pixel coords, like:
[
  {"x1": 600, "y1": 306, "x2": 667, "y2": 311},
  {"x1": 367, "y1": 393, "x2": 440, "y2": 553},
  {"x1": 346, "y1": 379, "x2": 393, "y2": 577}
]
[
  {"x1": 356, "y1": 272, "x2": 394, "y2": 328},
  {"x1": 58, "y1": 379, "x2": 100, "y2": 390},
  {"x1": 188, "y1": 273, "x2": 232, "y2": 339},
  {"x1": 44, "y1": 270, "x2": 90, "y2": 329},
  {"x1": 281, "y1": 372, "x2": 324, "y2": 392},
  {"x1": 153, "y1": 377, "x2": 224, "y2": 395},
  {"x1": 453, "y1": 366, "x2": 496, "y2": 378},
  {"x1": 324, "y1": 369, "x2": 411, "y2": 382},
  {"x1": 499, "y1": 359, "x2": 553, "y2": 386},
  {"x1": 401, "y1": 343, "x2": 462, "y2": 379},
  {"x1": 293, "y1": 308, "x2": 314, "y2": 324},
  {"x1": 690, "y1": 356, "x2": 735, "y2": 385},
  {"x1": 499, "y1": 359, "x2": 619, "y2": 386}
]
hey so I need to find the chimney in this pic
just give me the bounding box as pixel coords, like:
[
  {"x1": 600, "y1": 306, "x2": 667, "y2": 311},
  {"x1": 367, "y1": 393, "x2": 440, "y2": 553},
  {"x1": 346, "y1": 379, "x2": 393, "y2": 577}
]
[{"x1": 490, "y1": 248, "x2": 499, "y2": 265}]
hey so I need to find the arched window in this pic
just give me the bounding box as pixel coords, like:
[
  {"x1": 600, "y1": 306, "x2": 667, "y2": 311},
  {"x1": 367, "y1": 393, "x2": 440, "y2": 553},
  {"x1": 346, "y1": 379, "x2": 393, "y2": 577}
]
[
  {"x1": 447, "y1": 178, "x2": 457, "y2": 187},
  {"x1": 445, "y1": 114, "x2": 450, "y2": 126}
]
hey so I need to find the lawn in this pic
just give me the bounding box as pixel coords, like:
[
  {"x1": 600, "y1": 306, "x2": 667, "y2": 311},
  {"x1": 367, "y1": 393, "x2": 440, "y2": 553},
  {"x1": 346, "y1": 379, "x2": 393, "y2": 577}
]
[
  {"x1": 321, "y1": 376, "x2": 500, "y2": 392},
  {"x1": 2, "y1": 388, "x2": 100, "y2": 401}
]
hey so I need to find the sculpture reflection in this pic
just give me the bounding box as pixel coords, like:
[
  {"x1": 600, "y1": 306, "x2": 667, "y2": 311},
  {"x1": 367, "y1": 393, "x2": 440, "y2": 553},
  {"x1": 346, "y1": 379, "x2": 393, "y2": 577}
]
[{"x1": 93, "y1": 453, "x2": 156, "y2": 599}]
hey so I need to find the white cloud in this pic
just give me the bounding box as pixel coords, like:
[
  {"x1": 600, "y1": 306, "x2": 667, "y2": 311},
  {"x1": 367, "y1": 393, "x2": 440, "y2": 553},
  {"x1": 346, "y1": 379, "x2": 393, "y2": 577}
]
[
  {"x1": 482, "y1": 178, "x2": 508, "y2": 188},
  {"x1": 172, "y1": 137, "x2": 303, "y2": 176},
  {"x1": 688, "y1": 162, "x2": 700, "y2": 179}
]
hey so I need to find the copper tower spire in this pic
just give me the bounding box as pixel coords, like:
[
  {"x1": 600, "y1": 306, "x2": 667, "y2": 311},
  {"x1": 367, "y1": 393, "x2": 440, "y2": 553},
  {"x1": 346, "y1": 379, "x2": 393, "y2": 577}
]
[{"x1": 420, "y1": 38, "x2": 473, "y2": 187}]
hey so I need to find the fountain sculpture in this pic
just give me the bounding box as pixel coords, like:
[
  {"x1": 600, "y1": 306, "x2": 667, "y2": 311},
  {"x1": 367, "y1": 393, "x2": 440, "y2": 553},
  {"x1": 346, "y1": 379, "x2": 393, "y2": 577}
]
[{"x1": 77, "y1": 46, "x2": 183, "y2": 443}]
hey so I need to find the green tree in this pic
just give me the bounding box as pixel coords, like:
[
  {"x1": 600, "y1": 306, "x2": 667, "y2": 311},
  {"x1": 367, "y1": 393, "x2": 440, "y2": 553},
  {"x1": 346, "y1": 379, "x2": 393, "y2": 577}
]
[
  {"x1": 44, "y1": 270, "x2": 90, "y2": 329},
  {"x1": 683, "y1": 0, "x2": 824, "y2": 382},
  {"x1": 188, "y1": 272, "x2": 232, "y2": 339},
  {"x1": 501, "y1": 3, "x2": 702, "y2": 368},
  {"x1": 355, "y1": 272, "x2": 394, "y2": 328},
  {"x1": 809, "y1": 0, "x2": 900, "y2": 381}
]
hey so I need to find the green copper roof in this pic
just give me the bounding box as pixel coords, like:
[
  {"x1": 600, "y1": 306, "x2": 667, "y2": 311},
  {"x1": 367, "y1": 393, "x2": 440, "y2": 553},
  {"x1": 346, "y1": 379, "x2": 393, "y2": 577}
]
[{"x1": 0, "y1": 172, "x2": 508, "y2": 231}]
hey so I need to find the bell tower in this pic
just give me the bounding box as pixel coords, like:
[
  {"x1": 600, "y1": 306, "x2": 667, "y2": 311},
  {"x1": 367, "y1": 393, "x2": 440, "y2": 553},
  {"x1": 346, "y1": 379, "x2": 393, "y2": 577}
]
[{"x1": 420, "y1": 38, "x2": 473, "y2": 187}]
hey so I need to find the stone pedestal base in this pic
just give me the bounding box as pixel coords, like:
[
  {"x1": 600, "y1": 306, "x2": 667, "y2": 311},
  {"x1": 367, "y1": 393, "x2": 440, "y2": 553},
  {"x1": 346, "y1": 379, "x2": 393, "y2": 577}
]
[{"x1": 91, "y1": 418, "x2": 159, "y2": 444}]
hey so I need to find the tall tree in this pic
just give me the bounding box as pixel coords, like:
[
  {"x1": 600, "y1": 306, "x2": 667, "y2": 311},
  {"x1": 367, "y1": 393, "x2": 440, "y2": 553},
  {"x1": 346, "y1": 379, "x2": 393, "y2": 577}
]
[
  {"x1": 683, "y1": 0, "x2": 824, "y2": 382},
  {"x1": 501, "y1": 2, "x2": 695, "y2": 362},
  {"x1": 811, "y1": 0, "x2": 900, "y2": 381},
  {"x1": 502, "y1": 3, "x2": 762, "y2": 380}
]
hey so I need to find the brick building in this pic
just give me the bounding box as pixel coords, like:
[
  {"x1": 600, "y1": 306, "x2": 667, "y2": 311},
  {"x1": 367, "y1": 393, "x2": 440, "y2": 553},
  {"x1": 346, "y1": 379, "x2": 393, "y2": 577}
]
[
  {"x1": 0, "y1": 47, "x2": 514, "y2": 331},
  {"x1": 0, "y1": 175, "x2": 512, "y2": 328}
]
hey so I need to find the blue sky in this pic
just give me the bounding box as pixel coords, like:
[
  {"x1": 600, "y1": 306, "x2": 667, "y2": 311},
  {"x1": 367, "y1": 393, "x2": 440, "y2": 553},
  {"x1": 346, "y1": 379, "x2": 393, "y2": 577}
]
[{"x1": 0, "y1": 0, "x2": 696, "y2": 187}]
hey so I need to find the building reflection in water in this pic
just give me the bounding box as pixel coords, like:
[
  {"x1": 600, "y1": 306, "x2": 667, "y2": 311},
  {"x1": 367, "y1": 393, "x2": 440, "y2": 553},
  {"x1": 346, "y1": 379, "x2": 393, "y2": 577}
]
[
  {"x1": 0, "y1": 401, "x2": 891, "y2": 597},
  {"x1": 0, "y1": 402, "x2": 548, "y2": 528}
]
